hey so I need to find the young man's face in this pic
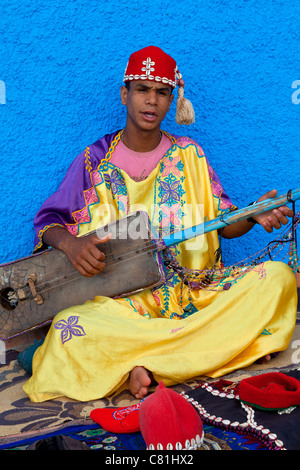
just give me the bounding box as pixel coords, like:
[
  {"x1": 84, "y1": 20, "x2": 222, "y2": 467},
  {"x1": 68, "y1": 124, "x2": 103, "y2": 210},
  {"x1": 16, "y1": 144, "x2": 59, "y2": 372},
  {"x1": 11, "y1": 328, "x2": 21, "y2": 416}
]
[{"x1": 121, "y1": 80, "x2": 174, "y2": 133}]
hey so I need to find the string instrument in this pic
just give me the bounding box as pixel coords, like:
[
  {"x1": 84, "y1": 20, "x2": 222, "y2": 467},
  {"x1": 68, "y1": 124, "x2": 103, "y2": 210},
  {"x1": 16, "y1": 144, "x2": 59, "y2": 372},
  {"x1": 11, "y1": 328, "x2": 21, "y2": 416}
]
[{"x1": 0, "y1": 189, "x2": 299, "y2": 340}]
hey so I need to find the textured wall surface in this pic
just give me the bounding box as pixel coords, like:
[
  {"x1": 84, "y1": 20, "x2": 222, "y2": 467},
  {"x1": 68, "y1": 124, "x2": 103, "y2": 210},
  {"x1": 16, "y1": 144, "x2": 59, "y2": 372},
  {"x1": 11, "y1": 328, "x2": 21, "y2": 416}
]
[{"x1": 0, "y1": 0, "x2": 299, "y2": 266}]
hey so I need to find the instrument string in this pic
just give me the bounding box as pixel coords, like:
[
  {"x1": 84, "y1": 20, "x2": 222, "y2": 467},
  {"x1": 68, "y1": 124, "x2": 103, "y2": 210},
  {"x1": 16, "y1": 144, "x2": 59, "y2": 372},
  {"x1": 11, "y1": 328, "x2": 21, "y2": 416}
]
[
  {"x1": 33, "y1": 210, "x2": 300, "y2": 297},
  {"x1": 1, "y1": 211, "x2": 299, "y2": 305},
  {"x1": 2, "y1": 238, "x2": 160, "y2": 301}
]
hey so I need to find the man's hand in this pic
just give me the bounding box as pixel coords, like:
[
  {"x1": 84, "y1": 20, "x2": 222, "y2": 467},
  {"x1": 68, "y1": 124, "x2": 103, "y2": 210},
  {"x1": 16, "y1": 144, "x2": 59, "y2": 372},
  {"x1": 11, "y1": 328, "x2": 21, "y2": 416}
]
[
  {"x1": 61, "y1": 233, "x2": 112, "y2": 277},
  {"x1": 221, "y1": 188, "x2": 294, "y2": 239},
  {"x1": 43, "y1": 226, "x2": 111, "y2": 277},
  {"x1": 253, "y1": 189, "x2": 294, "y2": 233}
]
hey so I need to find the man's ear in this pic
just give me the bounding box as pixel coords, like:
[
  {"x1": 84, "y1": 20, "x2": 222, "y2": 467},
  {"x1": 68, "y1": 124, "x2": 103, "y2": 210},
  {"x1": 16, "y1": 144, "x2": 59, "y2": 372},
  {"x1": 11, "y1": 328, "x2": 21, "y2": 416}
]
[{"x1": 120, "y1": 85, "x2": 128, "y2": 105}]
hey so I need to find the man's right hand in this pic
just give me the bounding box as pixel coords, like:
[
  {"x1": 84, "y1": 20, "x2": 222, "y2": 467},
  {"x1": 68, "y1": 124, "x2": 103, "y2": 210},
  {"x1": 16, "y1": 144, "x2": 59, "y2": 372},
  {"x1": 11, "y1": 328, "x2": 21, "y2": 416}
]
[{"x1": 43, "y1": 226, "x2": 111, "y2": 277}]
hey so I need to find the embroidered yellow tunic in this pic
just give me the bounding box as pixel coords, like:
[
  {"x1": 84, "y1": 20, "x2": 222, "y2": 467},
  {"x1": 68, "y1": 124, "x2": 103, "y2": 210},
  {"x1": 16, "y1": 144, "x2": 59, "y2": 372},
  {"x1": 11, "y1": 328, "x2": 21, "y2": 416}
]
[{"x1": 24, "y1": 134, "x2": 297, "y2": 402}]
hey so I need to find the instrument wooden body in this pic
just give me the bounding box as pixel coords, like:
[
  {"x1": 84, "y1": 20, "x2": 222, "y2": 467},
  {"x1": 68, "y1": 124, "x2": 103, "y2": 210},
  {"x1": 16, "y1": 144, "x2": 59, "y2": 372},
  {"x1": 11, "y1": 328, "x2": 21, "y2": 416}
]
[
  {"x1": 0, "y1": 213, "x2": 163, "y2": 339},
  {"x1": 0, "y1": 189, "x2": 299, "y2": 340}
]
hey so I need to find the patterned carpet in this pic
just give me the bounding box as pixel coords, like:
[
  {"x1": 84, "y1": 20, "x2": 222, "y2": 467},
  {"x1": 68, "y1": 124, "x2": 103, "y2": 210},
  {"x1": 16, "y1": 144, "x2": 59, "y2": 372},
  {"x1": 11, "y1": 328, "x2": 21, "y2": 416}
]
[
  {"x1": 0, "y1": 421, "x2": 268, "y2": 450},
  {"x1": 0, "y1": 316, "x2": 299, "y2": 451}
]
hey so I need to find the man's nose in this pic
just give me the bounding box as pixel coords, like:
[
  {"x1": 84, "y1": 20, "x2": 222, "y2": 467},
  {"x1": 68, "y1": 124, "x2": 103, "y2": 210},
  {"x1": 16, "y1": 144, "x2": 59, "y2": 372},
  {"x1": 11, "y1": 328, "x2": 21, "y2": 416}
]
[{"x1": 146, "y1": 90, "x2": 158, "y2": 104}]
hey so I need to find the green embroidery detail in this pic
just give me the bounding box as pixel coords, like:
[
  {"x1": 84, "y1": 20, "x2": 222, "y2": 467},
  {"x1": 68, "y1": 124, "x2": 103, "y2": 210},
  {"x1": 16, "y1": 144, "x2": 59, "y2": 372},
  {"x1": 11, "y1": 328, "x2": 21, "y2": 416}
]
[{"x1": 261, "y1": 328, "x2": 272, "y2": 335}]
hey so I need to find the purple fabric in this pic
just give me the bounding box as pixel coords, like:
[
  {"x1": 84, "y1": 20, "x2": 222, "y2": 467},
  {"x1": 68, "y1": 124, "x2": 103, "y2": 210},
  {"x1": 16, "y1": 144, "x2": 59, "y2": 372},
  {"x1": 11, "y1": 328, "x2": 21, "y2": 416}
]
[{"x1": 33, "y1": 131, "x2": 119, "y2": 251}]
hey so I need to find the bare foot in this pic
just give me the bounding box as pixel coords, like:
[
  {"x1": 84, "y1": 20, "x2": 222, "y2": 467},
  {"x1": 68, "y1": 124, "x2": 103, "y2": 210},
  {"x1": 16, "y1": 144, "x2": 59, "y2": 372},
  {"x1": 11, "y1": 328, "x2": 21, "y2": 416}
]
[
  {"x1": 129, "y1": 366, "x2": 153, "y2": 399},
  {"x1": 256, "y1": 354, "x2": 272, "y2": 364}
]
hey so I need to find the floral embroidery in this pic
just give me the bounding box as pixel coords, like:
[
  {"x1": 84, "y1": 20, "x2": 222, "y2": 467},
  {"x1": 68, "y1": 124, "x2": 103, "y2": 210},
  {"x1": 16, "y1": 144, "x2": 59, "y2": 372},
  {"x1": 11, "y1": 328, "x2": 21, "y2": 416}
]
[
  {"x1": 261, "y1": 328, "x2": 272, "y2": 335},
  {"x1": 161, "y1": 155, "x2": 181, "y2": 178},
  {"x1": 161, "y1": 203, "x2": 182, "y2": 230},
  {"x1": 152, "y1": 153, "x2": 186, "y2": 318},
  {"x1": 116, "y1": 194, "x2": 130, "y2": 214},
  {"x1": 72, "y1": 206, "x2": 90, "y2": 224},
  {"x1": 152, "y1": 259, "x2": 180, "y2": 317},
  {"x1": 91, "y1": 170, "x2": 103, "y2": 186},
  {"x1": 252, "y1": 263, "x2": 267, "y2": 279},
  {"x1": 66, "y1": 225, "x2": 78, "y2": 237},
  {"x1": 159, "y1": 180, "x2": 180, "y2": 204},
  {"x1": 63, "y1": 166, "x2": 103, "y2": 239},
  {"x1": 165, "y1": 270, "x2": 176, "y2": 288},
  {"x1": 54, "y1": 316, "x2": 86, "y2": 344},
  {"x1": 84, "y1": 187, "x2": 99, "y2": 206},
  {"x1": 104, "y1": 168, "x2": 126, "y2": 195}
]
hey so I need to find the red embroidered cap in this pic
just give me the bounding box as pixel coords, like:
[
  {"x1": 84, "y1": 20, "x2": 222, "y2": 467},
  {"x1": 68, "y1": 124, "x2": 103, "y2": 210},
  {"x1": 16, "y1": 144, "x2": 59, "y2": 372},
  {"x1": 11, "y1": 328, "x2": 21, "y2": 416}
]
[
  {"x1": 90, "y1": 402, "x2": 141, "y2": 433},
  {"x1": 139, "y1": 381, "x2": 204, "y2": 450},
  {"x1": 239, "y1": 372, "x2": 300, "y2": 410},
  {"x1": 123, "y1": 45, "x2": 195, "y2": 125},
  {"x1": 123, "y1": 45, "x2": 182, "y2": 89}
]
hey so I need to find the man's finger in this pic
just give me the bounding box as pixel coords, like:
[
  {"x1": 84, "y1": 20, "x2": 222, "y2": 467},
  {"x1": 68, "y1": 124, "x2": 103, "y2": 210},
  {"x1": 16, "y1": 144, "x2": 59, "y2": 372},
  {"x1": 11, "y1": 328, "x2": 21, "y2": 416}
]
[
  {"x1": 78, "y1": 256, "x2": 105, "y2": 277},
  {"x1": 277, "y1": 206, "x2": 294, "y2": 218},
  {"x1": 89, "y1": 243, "x2": 106, "y2": 262},
  {"x1": 272, "y1": 209, "x2": 289, "y2": 225},
  {"x1": 92, "y1": 233, "x2": 112, "y2": 244},
  {"x1": 258, "y1": 189, "x2": 277, "y2": 202}
]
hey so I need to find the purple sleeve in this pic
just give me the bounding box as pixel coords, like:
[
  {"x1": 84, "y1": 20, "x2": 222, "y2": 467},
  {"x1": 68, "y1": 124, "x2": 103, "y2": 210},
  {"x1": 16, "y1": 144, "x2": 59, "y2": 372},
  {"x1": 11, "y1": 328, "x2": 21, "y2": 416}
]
[
  {"x1": 33, "y1": 150, "x2": 91, "y2": 251},
  {"x1": 206, "y1": 158, "x2": 237, "y2": 214},
  {"x1": 33, "y1": 132, "x2": 116, "y2": 252}
]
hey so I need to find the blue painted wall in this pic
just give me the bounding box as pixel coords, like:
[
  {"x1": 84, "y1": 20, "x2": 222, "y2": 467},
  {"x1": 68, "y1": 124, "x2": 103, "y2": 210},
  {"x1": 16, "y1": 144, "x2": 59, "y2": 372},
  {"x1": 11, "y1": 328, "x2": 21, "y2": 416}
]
[{"x1": 0, "y1": 0, "x2": 299, "y2": 266}]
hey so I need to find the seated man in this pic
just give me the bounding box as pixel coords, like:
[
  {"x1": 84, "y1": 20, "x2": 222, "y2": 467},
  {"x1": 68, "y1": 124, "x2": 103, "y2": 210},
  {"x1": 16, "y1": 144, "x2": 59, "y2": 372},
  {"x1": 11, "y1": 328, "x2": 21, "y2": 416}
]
[{"x1": 24, "y1": 46, "x2": 297, "y2": 402}]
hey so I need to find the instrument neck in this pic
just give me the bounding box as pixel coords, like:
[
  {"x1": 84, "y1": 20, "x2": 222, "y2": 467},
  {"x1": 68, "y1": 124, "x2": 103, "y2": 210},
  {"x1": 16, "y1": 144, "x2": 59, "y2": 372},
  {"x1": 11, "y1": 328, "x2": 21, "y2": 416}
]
[{"x1": 159, "y1": 189, "x2": 300, "y2": 249}]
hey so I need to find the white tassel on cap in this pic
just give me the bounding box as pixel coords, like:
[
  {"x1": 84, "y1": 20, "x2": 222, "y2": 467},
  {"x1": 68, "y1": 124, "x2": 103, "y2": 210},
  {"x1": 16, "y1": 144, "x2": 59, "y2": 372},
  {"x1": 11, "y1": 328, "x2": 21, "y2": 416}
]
[{"x1": 175, "y1": 79, "x2": 195, "y2": 125}]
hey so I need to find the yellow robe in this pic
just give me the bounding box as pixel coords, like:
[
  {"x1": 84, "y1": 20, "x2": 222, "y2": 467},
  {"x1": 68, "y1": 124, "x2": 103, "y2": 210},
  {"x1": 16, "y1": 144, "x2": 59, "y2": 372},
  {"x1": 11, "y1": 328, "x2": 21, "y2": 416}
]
[{"x1": 23, "y1": 134, "x2": 297, "y2": 402}]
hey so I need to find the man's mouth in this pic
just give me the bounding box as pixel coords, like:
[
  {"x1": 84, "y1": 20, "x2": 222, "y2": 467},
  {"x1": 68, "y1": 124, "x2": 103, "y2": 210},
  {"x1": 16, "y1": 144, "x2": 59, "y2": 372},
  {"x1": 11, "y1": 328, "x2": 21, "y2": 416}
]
[{"x1": 142, "y1": 111, "x2": 157, "y2": 121}]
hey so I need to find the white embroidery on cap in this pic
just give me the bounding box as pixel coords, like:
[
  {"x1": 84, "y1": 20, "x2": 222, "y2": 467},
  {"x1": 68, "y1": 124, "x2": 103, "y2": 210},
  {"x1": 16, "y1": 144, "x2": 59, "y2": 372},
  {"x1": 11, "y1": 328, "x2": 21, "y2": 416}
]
[{"x1": 142, "y1": 57, "x2": 155, "y2": 76}]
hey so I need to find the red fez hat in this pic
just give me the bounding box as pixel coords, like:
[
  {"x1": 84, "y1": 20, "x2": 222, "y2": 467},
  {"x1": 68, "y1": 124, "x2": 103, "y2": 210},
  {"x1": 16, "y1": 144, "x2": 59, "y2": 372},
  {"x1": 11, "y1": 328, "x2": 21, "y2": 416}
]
[
  {"x1": 139, "y1": 381, "x2": 203, "y2": 450},
  {"x1": 123, "y1": 46, "x2": 195, "y2": 125},
  {"x1": 123, "y1": 45, "x2": 181, "y2": 88},
  {"x1": 239, "y1": 372, "x2": 300, "y2": 410}
]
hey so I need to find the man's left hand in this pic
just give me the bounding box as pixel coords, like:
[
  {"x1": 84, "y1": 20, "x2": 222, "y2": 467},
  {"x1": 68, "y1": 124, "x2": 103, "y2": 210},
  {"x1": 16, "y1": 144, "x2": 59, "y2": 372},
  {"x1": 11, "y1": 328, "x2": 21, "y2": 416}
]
[{"x1": 253, "y1": 189, "x2": 294, "y2": 233}]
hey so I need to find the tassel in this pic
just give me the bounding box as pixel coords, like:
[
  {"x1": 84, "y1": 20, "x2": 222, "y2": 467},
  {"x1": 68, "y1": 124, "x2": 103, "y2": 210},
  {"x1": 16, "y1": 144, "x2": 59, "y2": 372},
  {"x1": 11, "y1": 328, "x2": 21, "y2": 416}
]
[{"x1": 175, "y1": 85, "x2": 195, "y2": 125}]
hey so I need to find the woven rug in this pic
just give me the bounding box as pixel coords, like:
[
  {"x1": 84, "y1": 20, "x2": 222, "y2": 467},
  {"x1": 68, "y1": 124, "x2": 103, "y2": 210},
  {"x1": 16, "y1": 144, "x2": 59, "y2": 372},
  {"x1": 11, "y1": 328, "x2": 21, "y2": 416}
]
[
  {"x1": 0, "y1": 422, "x2": 269, "y2": 451},
  {"x1": 0, "y1": 317, "x2": 299, "y2": 450}
]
